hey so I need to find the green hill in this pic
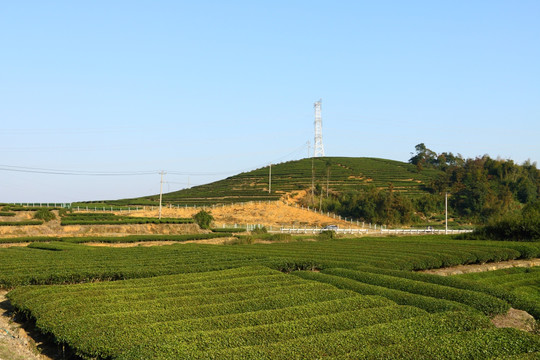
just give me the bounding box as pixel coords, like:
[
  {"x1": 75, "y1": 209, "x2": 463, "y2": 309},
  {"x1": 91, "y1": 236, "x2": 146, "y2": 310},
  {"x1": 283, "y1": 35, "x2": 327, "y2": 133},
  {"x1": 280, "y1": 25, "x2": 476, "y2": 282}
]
[{"x1": 107, "y1": 157, "x2": 442, "y2": 206}]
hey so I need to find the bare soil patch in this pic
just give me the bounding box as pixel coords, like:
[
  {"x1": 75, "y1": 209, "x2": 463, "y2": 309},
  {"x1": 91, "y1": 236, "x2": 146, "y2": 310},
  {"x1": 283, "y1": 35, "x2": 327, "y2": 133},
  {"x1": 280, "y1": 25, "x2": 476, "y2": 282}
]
[
  {"x1": 421, "y1": 258, "x2": 540, "y2": 276},
  {"x1": 0, "y1": 291, "x2": 59, "y2": 360},
  {"x1": 0, "y1": 244, "x2": 30, "y2": 249},
  {"x1": 492, "y1": 308, "x2": 536, "y2": 332}
]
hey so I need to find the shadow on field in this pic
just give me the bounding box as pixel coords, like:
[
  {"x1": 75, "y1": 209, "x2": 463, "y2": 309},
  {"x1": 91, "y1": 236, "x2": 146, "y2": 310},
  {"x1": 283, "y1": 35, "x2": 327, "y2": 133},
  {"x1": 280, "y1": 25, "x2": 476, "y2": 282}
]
[{"x1": 0, "y1": 295, "x2": 82, "y2": 360}]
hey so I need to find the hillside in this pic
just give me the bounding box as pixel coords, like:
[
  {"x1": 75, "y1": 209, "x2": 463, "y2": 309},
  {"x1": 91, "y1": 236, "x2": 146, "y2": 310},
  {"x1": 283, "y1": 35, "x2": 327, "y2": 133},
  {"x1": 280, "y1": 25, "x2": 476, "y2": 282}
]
[{"x1": 105, "y1": 157, "x2": 441, "y2": 206}]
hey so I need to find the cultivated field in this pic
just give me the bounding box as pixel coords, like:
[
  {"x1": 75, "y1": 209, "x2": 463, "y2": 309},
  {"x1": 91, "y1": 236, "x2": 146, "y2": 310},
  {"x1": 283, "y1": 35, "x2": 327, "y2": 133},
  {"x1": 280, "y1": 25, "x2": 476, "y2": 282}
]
[
  {"x1": 101, "y1": 157, "x2": 441, "y2": 206},
  {"x1": 456, "y1": 267, "x2": 540, "y2": 319},
  {"x1": 0, "y1": 236, "x2": 539, "y2": 358}
]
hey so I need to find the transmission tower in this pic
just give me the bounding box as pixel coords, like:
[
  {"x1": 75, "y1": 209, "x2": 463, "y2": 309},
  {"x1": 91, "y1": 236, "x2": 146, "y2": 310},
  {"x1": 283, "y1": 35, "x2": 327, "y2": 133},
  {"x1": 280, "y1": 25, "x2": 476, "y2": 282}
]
[{"x1": 313, "y1": 99, "x2": 325, "y2": 157}]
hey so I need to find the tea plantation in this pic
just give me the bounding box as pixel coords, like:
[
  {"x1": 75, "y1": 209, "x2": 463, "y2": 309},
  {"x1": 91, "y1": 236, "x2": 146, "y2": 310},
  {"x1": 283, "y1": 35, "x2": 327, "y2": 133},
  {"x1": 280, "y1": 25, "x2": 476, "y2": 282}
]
[
  {"x1": 107, "y1": 157, "x2": 440, "y2": 206},
  {"x1": 456, "y1": 266, "x2": 540, "y2": 319},
  {"x1": 2, "y1": 236, "x2": 540, "y2": 359}
]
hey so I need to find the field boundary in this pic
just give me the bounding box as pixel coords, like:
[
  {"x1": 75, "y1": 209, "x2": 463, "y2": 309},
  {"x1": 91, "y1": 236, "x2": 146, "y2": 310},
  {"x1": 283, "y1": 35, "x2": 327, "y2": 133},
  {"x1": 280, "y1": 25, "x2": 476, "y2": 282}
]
[{"x1": 421, "y1": 258, "x2": 540, "y2": 276}]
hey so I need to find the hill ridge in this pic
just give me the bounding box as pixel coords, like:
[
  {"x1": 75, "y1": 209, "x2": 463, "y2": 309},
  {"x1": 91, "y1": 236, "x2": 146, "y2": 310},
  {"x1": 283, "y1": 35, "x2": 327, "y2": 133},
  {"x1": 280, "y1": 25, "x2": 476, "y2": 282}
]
[{"x1": 103, "y1": 157, "x2": 442, "y2": 206}]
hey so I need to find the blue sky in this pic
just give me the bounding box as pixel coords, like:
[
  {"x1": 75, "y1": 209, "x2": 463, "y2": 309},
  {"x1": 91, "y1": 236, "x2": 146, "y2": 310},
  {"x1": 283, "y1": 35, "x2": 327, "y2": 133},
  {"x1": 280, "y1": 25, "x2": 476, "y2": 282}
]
[{"x1": 1, "y1": 1, "x2": 539, "y2": 202}]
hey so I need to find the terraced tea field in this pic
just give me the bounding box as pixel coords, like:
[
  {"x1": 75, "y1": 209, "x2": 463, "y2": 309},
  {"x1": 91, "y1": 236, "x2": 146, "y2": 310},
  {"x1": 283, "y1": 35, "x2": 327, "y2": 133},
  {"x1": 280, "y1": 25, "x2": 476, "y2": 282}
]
[
  {"x1": 1, "y1": 236, "x2": 539, "y2": 358},
  {"x1": 110, "y1": 157, "x2": 441, "y2": 206}
]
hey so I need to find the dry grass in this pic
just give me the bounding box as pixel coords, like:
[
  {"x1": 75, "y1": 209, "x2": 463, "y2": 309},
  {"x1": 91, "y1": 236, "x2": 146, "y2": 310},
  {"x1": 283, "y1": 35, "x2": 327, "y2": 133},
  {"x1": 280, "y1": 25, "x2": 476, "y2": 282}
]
[
  {"x1": 129, "y1": 201, "x2": 359, "y2": 229},
  {"x1": 0, "y1": 202, "x2": 358, "y2": 239}
]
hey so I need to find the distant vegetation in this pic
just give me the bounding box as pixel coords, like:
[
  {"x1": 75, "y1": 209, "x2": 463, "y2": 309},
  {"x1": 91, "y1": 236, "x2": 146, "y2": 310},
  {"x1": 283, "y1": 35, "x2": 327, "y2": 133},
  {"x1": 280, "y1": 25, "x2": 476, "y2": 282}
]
[
  {"x1": 110, "y1": 157, "x2": 439, "y2": 207},
  {"x1": 0, "y1": 220, "x2": 43, "y2": 226},
  {"x1": 316, "y1": 145, "x2": 539, "y2": 225},
  {"x1": 0, "y1": 233, "x2": 231, "y2": 245},
  {"x1": 414, "y1": 143, "x2": 540, "y2": 222},
  {"x1": 33, "y1": 208, "x2": 56, "y2": 222},
  {"x1": 86, "y1": 146, "x2": 539, "y2": 227},
  {"x1": 461, "y1": 200, "x2": 540, "y2": 241},
  {"x1": 60, "y1": 213, "x2": 194, "y2": 225}
]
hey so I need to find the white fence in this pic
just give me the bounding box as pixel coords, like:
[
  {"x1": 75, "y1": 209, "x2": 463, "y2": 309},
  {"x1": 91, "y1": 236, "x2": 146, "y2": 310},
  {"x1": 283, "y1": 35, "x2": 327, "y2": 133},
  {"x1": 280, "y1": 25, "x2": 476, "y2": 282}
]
[
  {"x1": 381, "y1": 229, "x2": 473, "y2": 235},
  {"x1": 278, "y1": 227, "x2": 473, "y2": 235}
]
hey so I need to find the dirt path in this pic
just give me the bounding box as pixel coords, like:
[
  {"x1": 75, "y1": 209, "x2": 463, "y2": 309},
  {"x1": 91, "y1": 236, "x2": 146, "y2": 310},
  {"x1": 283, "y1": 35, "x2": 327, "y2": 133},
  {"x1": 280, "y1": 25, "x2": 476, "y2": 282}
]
[
  {"x1": 421, "y1": 258, "x2": 540, "y2": 276},
  {"x1": 0, "y1": 291, "x2": 56, "y2": 360}
]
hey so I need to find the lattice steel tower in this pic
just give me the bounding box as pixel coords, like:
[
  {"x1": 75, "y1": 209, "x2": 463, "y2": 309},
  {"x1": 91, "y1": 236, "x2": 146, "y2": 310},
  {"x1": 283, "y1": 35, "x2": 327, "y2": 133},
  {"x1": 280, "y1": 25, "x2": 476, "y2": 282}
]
[{"x1": 313, "y1": 99, "x2": 325, "y2": 157}]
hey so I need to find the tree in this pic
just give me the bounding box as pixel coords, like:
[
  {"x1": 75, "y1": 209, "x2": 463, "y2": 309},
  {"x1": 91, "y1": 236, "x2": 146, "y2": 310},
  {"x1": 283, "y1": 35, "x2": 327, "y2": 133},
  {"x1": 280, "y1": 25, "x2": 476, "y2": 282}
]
[
  {"x1": 409, "y1": 143, "x2": 437, "y2": 172},
  {"x1": 193, "y1": 210, "x2": 213, "y2": 229}
]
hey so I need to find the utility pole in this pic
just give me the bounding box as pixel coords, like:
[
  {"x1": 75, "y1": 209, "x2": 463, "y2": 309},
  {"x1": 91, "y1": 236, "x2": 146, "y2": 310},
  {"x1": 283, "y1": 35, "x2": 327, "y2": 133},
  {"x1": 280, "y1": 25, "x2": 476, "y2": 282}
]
[
  {"x1": 268, "y1": 163, "x2": 272, "y2": 194},
  {"x1": 445, "y1": 192, "x2": 448, "y2": 235},
  {"x1": 159, "y1": 170, "x2": 166, "y2": 219}
]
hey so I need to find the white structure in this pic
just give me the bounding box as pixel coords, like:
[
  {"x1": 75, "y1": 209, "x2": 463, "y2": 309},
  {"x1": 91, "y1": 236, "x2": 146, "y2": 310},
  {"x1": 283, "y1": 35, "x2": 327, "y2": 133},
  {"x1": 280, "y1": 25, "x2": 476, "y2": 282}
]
[{"x1": 313, "y1": 99, "x2": 325, "y2": 157}]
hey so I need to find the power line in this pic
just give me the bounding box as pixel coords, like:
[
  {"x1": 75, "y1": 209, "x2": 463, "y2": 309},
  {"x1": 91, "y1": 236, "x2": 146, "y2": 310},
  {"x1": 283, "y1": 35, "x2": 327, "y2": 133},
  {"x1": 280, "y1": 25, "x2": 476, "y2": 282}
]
[
  {"x1": 0, "y1": 142, "x2": 311, "y2": 178},
  {"x1": 0, "y1": 165, "x2": 158, "y2": 176}
]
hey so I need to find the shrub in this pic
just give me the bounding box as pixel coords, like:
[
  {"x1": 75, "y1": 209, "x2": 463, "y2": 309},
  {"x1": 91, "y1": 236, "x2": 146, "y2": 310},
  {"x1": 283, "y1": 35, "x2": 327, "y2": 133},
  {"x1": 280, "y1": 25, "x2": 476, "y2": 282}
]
[
  {"x1": 58, "y1": 208, "x2": 72, "y2": 217},
  {"x1": 193, "y1": 210, "x2": 213, "y2": 229},
  {"x1": 318, "y1": 230, "x2": 336, "y2": 240},
  {"x1": 251, "y1": 226, "x2": 268, "y2": 234},
  {"x1": 33, "y1": 208, "x2": 56, "y2": 222}
]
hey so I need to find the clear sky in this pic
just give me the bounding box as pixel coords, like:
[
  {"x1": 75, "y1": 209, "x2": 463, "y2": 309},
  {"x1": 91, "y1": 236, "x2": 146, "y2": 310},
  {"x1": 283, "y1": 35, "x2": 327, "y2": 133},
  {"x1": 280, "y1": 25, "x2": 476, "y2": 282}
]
[{"x1": 1, "y1": 1, "x2": 539, "y2": 203}]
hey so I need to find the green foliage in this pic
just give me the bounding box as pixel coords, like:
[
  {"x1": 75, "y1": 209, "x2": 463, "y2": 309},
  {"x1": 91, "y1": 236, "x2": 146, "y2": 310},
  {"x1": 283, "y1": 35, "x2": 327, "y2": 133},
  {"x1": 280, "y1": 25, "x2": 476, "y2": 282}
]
[
  {"x1": 0, "y1": 236, "x2": 536, "y2": 287},
  {"x1": 291, "y1": 271, "x2": 468, "y2": 313},
  {"x1": 456, "y1": 267, "x2": 540, "y2": 319},
  {"x1": 212, "y1": 227, "x2": 247, "y2": 233},
  {"x1": 407, "y1": 144, "x2": 540, "y2": 224},
  {"x1": 7, "y1": 267, "x2": 392, "y2": 359},
  {"x1": 251, "y1": 226, "x2": 268, "y2": 234},
  {"x1": 322, "y1": 268, "x2": 509, "y2": 316},
  {"x1": 2, "y1": 238, "x2": 540, "y2": 358},
  {"x1": 0, "y1": 234, "x2": 232, "y2": 244},
  {"x1": 319, "y1": 186, "x2": 417, "y2": 225},
  {"x1": 193, "y1": 210, "x2": 213, "y2": 229},
  {"x1": 57, "y1": 208, "x2": 72, "y2": 217},
  {"x1": 0, "y1": 220, "x2": 43, "y2": 226},
  {"x1": 33, "y1": 208, "x2": 56, "y2": 222},
  {"x1": 232, "y1": 233, "x2": 293, "y2": 245},
  {"x1": 68, "y1": 233, "x2": 233, "y2": 244},
  {"x1": 60, "y1": 212, "x2": 193, "y2": 225},
  {"x1": 318, "y1": 230, "x2": 336, "y2": 239},
  {"x1": 463, "y1": 200, "x2": 540, "y2": 241},
  {"x1": 0, "y1": 212, "x2": 16, "y2": 217},
  {"x1": 109, "y1": 157, "x2": 439, "y2": 207},
  {"x1": 338, "y1": 328, "x2": 540, "y2": 359},
  {"x1": 10, "y1": 266, "x2": 533, "y2": 360}
]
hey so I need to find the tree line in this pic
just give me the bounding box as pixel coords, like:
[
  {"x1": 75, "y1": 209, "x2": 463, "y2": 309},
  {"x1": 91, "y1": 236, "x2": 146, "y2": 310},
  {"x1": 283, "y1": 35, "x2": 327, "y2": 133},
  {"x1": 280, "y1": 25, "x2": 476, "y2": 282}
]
[{"x1": 308, "y1": 144, "x2": 539, "y2": 226}]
